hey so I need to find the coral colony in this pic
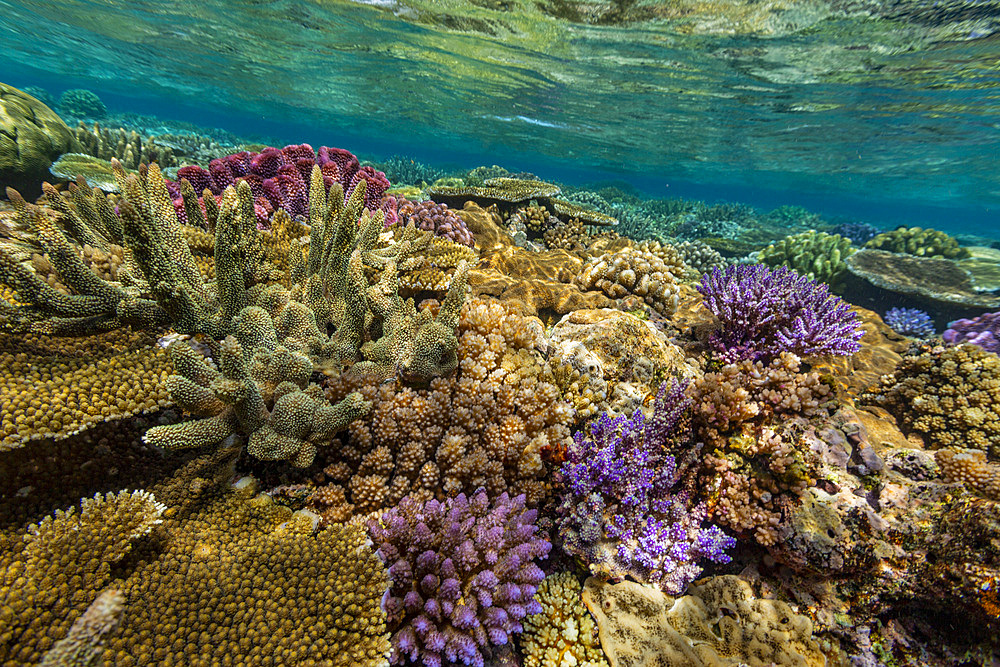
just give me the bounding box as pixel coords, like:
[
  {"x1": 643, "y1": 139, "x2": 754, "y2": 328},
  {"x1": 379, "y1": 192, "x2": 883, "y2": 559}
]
[
  {"x1": 884, "y1": 306, "x2": 936, "y2": 338},
  {"x1": 944, "y1": 310, "x2": 1000, "y2": 352},
  {"x1": 697, "y1": 264, "x2": 864, "y2": 363}
]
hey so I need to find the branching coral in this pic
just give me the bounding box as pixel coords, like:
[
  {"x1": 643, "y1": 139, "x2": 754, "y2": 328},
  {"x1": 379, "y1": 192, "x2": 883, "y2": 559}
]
[
  {"x1": 574, "y1": 243, "x2": 685, "y2": 316},
  {"x1": 884, "y1": 307, "x2": 935, "y2": 338},
  {"x1": 72, "y1": 122, "x2": 178, "y2": 170},
  {"x1": 936, "y1": 448, "x2": 1000, "y2": 500},
  {"x1": 397, "y1": 198, "x2": 474, "y2": 247},
  {"x1": 558, "y1": 380, "x2": 735, "y2": 594},
  {"x1": 521, "y1": 572, "x2": 608, "y2": 667},
  {"x1": 865, "y1": 226, "x2": 970, "y2": 259},
  {"x1": 697, "y1": 264, "x2": 863, "y2": 363},
  {"x1": 756, "y1": 230, "x2": 854, "y2": 284},
  {"x1": 367, "y1": 489, "x2": 551, "y2": 667},
  {"x1": 317, "y1": 298, "x2": 573, "y2": 516},
  {"x1": 861, "y1": 343, "x2": 1000, "y2": 455}
]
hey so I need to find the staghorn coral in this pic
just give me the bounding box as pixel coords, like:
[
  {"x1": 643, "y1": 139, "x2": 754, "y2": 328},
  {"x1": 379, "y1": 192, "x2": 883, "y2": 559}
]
[
  {"x1": 397, "y1": 198, "x2": 475, "y2": 247},
  {"x1": 367, "y1": 489, "x2": 551, "y2": 667},
  {"x1": 71, "y1": 122, "x2": 178, "y2": 170},
  {"x1": 575, "y1": 244, "x2": 684, "y2": 316},
  {"x1": 0, "y1": 489, "x2": 166, "y2": 665},
  {"x1": 582, "y1": 576, "x2": 830, "y2": 667},
  {"x1": 861, "y1": 343, "x2": 1000, "y2": 456},
  {"x1": 521, "y1": 572, "x2": 608, "y2": 667},
  {"x1": 865, "y1": 226, "x2": 970, "y2": 259},
  {"x1": 558, "y1": 380, "x2": 735, "y2": 593},
  {"x1": 936, "y1": 448, "x2": 1000, "y2": 500},
  {"x1": 319, "y1": 297, "x2": 574, "y2": 514},
  {"x1": 943, "y1": 309, "x2": 1000, "y2": 352},
  {"x1": 697, "y1": 264, "x2": 863, "y2": 363},
  {"x1": 884, "y1": 307, "x2": 936, "y2": 338},
  {"x1": 756, "y1": 230, "x2": 854, "y2": 284}
]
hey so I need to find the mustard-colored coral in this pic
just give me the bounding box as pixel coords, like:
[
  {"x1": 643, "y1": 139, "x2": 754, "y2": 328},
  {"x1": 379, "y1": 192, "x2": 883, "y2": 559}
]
[
  {"x1": 574, "y1": 243, "x2": 684, "y2": 316},
  {"x1": 522, "y1": 572, "x2": 608, "y2": 667},
  {"x1": 936, "y1": 447, "x2": 1000, "y2": 500},
  {"x1": 862, "y1": 343, "x2": 1000, "y2": 456}
]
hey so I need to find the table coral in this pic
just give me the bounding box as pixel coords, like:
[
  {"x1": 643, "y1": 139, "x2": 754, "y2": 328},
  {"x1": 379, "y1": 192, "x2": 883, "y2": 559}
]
[
  {"x1": 558, "y1": 380, "x2": 735, "y2": 593},
  {"x1": 521, "y1": 572, "x2": 608, "y2": 667},
  {"x1": 367, "y1": 489, "x2": 550, "y2": 667},
  {"x1": 697, "y1": 264, "x2": 863, "y2": 363},
  {"x1": 861, "y1": 343, "x2": 1000, "y2": 456}
]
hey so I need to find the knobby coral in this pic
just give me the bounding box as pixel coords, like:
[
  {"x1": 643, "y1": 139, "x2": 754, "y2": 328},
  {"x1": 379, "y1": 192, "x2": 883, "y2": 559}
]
[
  {"x1": 697, "y1": 264, "x2": 863, "y2": 363},
  {"x1": 558, "y1": 380, "x2": 735, "y2": 594},
  {"x1": 943, "y1": 310, "x2": 1000, "y2": 352},
  {"x1": 367, "y1": 489, "x2": 551, "y2": 667}
]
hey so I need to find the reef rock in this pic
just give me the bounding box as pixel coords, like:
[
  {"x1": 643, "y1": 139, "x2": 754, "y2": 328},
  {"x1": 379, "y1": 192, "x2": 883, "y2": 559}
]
[{"x1": 0, "y1": 83, "x2": 77, "y2": 197}]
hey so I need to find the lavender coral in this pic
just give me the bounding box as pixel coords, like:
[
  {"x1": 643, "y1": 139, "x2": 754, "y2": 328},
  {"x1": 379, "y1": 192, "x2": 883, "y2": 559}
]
[
  {"x1": 397, "y1": 198, "x2": 475, "y2": 247},
  {"x1": 697, "y1": 264, "x2": 863, "y2": 363},
  {"x1": 557, "y1": 380, "x2": 735, "y2": 594},
  {"x1": 943, "y1": 310, "x2": 1000, "y2": 352},
  {"x1": 884, "y1": 307, "x2": 935, "y2": 338},
  {"x1": 367, "y1": 489, "x2": 551, "y2": 667}
]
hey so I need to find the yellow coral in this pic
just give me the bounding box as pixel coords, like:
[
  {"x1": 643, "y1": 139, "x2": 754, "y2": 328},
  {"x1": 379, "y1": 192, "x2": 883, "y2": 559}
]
[{"x1": 522, "y1": 572, "x2": 608, "y2": 667}]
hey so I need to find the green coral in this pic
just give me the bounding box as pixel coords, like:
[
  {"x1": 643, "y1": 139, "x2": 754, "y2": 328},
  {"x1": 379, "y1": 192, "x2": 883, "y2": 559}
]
[
  {"x1": 57, "y1": 89, "x2": 107, "y2": 119},
  {"x1": 865, "y1": 226, "x2": 970, "y2": 259},
  {"x1": 757, "y1": 230, "x2": 855, "y2": 284}
]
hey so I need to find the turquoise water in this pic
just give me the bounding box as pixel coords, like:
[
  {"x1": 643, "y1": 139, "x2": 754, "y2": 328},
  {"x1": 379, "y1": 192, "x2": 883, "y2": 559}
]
[{"x1": 2, "y1": 0, "x2": 1000, "y2": 230}]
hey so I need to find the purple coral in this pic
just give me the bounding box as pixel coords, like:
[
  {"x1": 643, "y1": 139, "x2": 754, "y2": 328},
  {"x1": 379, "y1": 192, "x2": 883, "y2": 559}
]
[
  {"x1": 943, "y1": 310, "x2": 1000, "y2": 352},
  {"x1": 557, "y1": 380, "x2": 735, "y2": 595},
  {"x1": 697, "y1": 264, "x2": 863, "y2": 363},
  {"x1": 367, "y1": 490, "x2": 550, "y2": 667},
  {"x1": 884, "y1": 307, "x2": 935, "y2": 338},
  {"x1": 397, "y1": 198, "x2": 475, "y2": 247},
  {"x1": 169, "y1": 144, "x2": 391, "y2": 226}
]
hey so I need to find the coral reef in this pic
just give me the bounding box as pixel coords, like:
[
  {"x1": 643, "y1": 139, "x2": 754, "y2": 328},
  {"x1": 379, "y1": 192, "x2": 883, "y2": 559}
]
[
  {"x1": 582, "y1": 576, "x2": 831, "y2": 667},
  {"x1": 377, "y1": 155, "x2": 445, "y2": 186},
  {"x1": 865, "y1": 226, "x2": 970, "y2": 259},
  {"x1": 521, "y1": 572, "x2": 608, "y2": 667},
  {"x1": 558, "y1": 380, "x2": 735, "y2": 593},
  {"x1": 861, "y1": 343, "x2": 1000, "y2": 455},
  {"x1": 57, "y1": 89, "x2": 107, "y2": 119},
  {"x1": 884, "y1": 307, "x2": 936, "y2": 338},
  {"x1": 943, "y1": 309, "x2": 1000, "y2": 352},
  {"x1": 0, "y1": 83, "x2": 77, "y2": 197},
  {"x1": 936, "y1": 448, "x2": 1000, "y2": 500},
  {"x1": 697, "y1": 264, "x2": 863, "y2": 363},
  {"x1": 366, "y1": 489, "x2": 550, "y2": 667},
  {"x1": 756, "y1": 230, "x2": 854, "y2": 284}
]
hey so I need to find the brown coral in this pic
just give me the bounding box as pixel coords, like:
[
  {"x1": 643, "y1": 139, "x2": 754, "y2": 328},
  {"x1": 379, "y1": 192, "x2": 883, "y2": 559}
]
[{"x1": 574, "y1": 243, "x2": 685, "y2": 316}]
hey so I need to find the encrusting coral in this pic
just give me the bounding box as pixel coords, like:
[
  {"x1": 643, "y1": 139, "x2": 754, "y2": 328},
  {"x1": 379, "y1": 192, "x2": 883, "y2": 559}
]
[
  {"x1": 366, "y1": 488, "x2": 550, "y2": 667},
  {"x1": 521, "y1": 572, "x2": 608, "y2": 667}
]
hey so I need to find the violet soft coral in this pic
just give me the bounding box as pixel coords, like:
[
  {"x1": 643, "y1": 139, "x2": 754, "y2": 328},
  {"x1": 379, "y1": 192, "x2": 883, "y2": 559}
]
[
  {"x1": 943, "y1": 310, "x2": 1000, "y2": 353},
  {"x1": 557, "y1": 380, "x2": 735, "y2": 595},
  {"x1": 367, "y1": 489, "x2": 550, "y2": 667},
  {"x1": 169, "y1": 144, "x2": 391, "y2": 226},
  {"x1": 697, "y1": 264, "x2": 863, "y2": 363}
]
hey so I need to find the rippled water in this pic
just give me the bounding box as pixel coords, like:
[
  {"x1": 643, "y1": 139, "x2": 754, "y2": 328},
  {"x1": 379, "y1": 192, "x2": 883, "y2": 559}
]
[{"x1": 2, "y1": 0, "x2": 999, "y2": 226}]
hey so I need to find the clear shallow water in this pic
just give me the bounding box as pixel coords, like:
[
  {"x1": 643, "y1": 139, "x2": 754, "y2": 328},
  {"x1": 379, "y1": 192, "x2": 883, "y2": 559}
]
[{"x1": 2, "y1": 0, "x2": 1000, "y2": 231}]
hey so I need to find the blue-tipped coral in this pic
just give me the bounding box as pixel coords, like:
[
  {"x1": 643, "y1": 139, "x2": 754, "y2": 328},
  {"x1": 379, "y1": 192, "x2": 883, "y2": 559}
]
[
  {"x1": 884, "y1": 307, "x2": 935, "y2": 338},
  {"x1": 367, "y1": 490, "x2": 551, "y2": 667},
  {"x1": 557, "y1": 380, "x2": 735, "y2": 595},
  {"x1": 697, "y1": 264, "x2": 863, "y2": 363}
]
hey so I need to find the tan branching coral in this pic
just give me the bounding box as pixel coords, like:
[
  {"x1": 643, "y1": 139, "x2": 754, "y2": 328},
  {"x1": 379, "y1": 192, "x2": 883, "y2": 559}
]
[
  {"x1": 72, "y1": 122, "x2": 178, "y2": 169},
  {"x1": 522, "y1": 572, "x2": 608, "y2": 667},
  {"x1": 319, "y1": 298, "x2": 574, "y2": 515},
  {"x1": 936, "y1": 447, "x2": 1000, "y2": 500},
  {"x1": 574, "y1": 243, "x2": 685, "y2": 315},
  {"x1": 862, "y1": 343, "x2": 1000, "y2": 456}
]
